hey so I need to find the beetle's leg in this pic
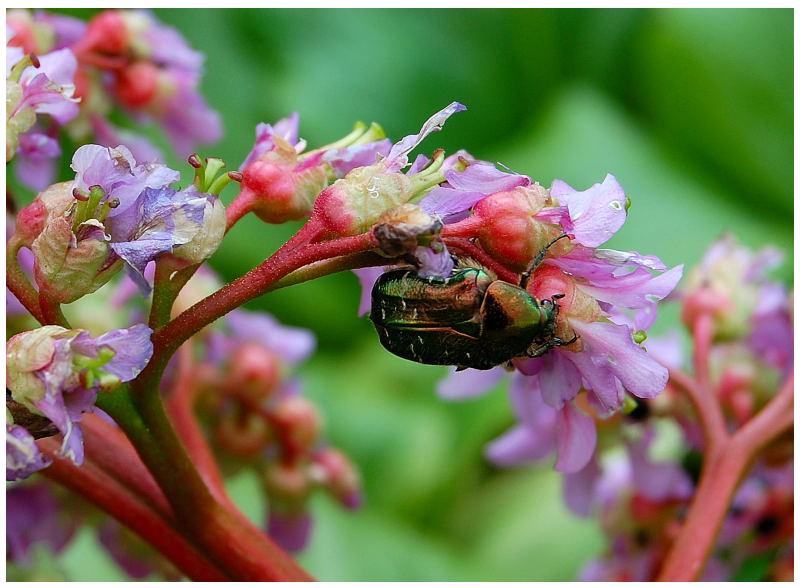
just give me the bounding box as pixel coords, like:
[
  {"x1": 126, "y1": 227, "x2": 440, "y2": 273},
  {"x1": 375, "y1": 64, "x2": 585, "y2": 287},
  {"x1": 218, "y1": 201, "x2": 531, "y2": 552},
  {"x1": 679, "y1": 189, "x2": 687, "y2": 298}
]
[
  {"x1": 552, "y1": 333, "x2": 579, "y2": 347},
  {"x1": 519, "y1": 233, "x2": 571, "y2": 289}
]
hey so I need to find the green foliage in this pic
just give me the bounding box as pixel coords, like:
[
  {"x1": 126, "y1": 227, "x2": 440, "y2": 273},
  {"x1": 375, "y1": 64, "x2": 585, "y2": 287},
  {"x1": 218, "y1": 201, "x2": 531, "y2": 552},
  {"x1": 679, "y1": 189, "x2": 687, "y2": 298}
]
[{"x1": 48, "y1": 8, "x2": 791, "y2": 581}]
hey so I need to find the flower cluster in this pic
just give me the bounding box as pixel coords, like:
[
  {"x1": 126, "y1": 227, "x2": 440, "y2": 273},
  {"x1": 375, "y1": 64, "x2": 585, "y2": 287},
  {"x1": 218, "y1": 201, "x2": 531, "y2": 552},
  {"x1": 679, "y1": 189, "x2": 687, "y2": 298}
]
[
  {"x1": 344, "y1": 104, "x2": 682, "y2": 480},
  {"x1": 6, "y1": 9, "x2": 220, "y2": 191},
  {"x1": 192, "y1": 294, "x2": 362, "y2": 552},
  {"x1": 6, "y1": 323, "x2": 152, "y2": 480},
  {"x1": 13, "y1": 144, "x2": 227, "y2": 303},
  {"x1": 577, "y1": 236, "x2": 793, "y2": 581}
]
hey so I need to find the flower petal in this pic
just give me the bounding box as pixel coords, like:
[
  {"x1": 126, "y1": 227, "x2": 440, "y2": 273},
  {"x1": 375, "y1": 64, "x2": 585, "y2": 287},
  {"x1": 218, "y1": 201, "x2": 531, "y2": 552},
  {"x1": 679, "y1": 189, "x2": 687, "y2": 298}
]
[
  {"x1": 539, "y1": 351, "x2": 582, "y2": 409},
  {"x1": 554, "y1": 403, "x2": 596, "y2": 473},
  {"x1": 385, "y1": 102, "x2": 466, "y2": 170},
  {"x1": 437, "y1": 366, "x2": 505, "y2": 400},
  {"x1": 571, "y1": 320, "x2": 669, "y2": 400},
  {"x1": 551, "y1": 174, "x2": 627, "y2": 247},
  {"x1": 562, "y1": 456, "x2": 601, "y2": 517}
]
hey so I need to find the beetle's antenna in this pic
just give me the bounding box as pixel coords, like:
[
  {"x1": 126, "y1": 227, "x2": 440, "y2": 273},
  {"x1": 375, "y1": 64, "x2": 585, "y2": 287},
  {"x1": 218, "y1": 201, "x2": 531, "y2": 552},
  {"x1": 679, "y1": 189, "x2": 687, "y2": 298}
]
[{"x1": 519, "y1": 233, "x2": 571, "y2": 289}]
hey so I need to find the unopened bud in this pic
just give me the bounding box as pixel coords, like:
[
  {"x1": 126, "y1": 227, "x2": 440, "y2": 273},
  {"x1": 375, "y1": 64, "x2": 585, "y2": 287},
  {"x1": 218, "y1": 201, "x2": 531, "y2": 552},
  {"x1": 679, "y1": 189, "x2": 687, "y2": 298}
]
[
  {"x1": 271, "y1": 396, "x2": 322, "y2": 453},
  {"x1": 262, "y1": 461, "x2": 311, "y2": 504},
  {"x1": 227, "y1": 343, "x2": 282, "y2": 403},
  {"x1": 215, "y1": 410, "x2": 271, "y2": 458},
  {"x1": 472, "y1": 186, "x2": 570, "y2": 271},
  {"x1": 312, "y1": 447, "x2": 362, "y2": 510}
]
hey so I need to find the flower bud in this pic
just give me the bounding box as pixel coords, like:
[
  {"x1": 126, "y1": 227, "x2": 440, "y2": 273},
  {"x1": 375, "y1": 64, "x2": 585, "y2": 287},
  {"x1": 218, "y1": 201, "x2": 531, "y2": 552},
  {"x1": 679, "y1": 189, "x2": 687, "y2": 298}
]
[
  {"x1": 31, "y1": 216, "x2": 120, "y2": 304},
  {"x1": 530, "y1": 265, "x2": 602, "y2": 342},
  {"x1": 240, "y1": 148, "x2": 329, "y2": 224},
  {"x1": 171, "y1": 195, "x2": 226, "y2": 264},
  {"x1": 113, "y1": 61, "x2": 161, "y2": 109},
  {"x1": 312, "y1": 447, "x2": 363, "y2": 509},
  {"x1": 472, "y1": 185, "x2": 571, "y2": 271},
  {"x1": 82, "y1": 10, "x2": 129, "y2": 55},
  {"x1": 214, "y1": 410, "x2": 271, "y2": 458},
  {"x1": 271, "y1": 396, "x2": 322, "y2": 453},
  {"x1": 266, "y1": 508, "x2": 312, "y2": 553},
  {"x1": 7, "y1": 325, "x2": 71, "y2": 409},
  {"x1": 681, "y1": 235, "x2": 782, "y2": 340},
  {"x1": 311, "y1": 165, "x2": 415, "y2": 236},
  {"x1": 262, "y1": 461, "x2": 311, "y2": 504},
  {"x1": 226, "y1": 343, "x2": 282, "y2": 404}
]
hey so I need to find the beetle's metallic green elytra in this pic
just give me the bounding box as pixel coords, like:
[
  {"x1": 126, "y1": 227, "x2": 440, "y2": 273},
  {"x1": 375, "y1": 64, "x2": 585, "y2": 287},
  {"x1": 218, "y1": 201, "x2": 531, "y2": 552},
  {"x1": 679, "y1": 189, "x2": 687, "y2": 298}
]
[{"x1": 370, "y1": 267, "x2": 566, "y2": 370}]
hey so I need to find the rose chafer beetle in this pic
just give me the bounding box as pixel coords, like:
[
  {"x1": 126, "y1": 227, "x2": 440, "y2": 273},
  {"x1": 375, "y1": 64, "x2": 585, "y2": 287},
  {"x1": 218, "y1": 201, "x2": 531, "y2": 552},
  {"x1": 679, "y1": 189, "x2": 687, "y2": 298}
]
[{"x1": 370, "y1": 236, "x2": 576, "y2": 370}]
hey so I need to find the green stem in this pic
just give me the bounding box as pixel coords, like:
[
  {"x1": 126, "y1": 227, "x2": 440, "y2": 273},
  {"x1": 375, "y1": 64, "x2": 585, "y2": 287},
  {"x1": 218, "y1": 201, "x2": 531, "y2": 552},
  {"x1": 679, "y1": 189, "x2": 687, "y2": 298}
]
[{"x1": 97, "y1": 385, "x2": 313, "y2": 580}]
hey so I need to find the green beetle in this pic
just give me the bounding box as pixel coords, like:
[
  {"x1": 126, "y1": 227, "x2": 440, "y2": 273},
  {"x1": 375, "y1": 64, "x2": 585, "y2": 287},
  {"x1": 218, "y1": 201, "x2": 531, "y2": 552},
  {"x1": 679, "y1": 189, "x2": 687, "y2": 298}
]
[{"x1": 370, "y1": 261, "x2": 575, "y2": 371}]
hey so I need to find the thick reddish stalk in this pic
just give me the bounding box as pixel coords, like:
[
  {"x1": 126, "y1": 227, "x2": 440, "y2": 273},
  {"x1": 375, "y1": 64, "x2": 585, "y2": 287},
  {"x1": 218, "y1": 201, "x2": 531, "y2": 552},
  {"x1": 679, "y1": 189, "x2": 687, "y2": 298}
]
[
  {"x1": 667, "y1": 367, "x2": 728, "y2": 452},
  {"x1": 445, "y1": 237, "x2": 519, "y2": 283},
  {"x1": 38, "y1": 440, "x2": 228, "y2": 581},
  {"x1": 81, "y1": 413, "x2": 172, "y2": 517},
  {"x1": 658, "y1": 373, "x2": 793, "y2": 580},
  {"x1": 167, "y1": 344, "x2": 234, "y2": 509},
  {"x1": 225, "y1": 189, "x2": 256, "y2": 231},
  {"x1": 151, "y1": 227, "x2": 374, "y2": 368},
  {"x1": 6, "y1": 240, "x2": 45, "y2": 324}
]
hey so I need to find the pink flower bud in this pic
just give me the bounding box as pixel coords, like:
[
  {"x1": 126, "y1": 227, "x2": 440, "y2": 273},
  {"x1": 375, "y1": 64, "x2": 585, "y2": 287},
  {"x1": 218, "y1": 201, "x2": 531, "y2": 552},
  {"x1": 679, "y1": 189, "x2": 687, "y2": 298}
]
[
  {"x1": 313, "y1": 447, "x2": 362, "y2": 509},
  {"x1": 214, "y1": 411, "x2": 271, "y2": 458},
  {"x1": 271, "y1": 396, "x2": 322, "y2": 453},
  {"x1": 680, "y1": 287, "x2": 734, "y2": 331},
  {"x1": 311, "y1": 166, "x2": 414, "y2": 236},
  {"x1": 113, "y1": 61, "x2": 160, "y2": 109},
  {"x1": 15, "y1": 182, "x2": 74, "y2": 247},
  {"x1": 240, "y1": 151, "x2": 328, "y2": 224},
  {"x1": 262, "y1": 461, "x2": 311, "y2": 504},
  {"x1": 227, "y1": 343, "x2": 282, "y2": 403},
  {"x1": 82, "y1": 10, "x2": 129, "y2": 55},
  {"x1": 472, "y1": 186, "x2": 571, "y2": 271}
]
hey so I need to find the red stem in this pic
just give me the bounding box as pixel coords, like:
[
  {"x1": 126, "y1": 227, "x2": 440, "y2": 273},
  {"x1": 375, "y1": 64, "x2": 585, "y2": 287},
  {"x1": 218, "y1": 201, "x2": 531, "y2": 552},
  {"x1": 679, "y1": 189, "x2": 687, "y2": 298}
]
[
  {"x1": 444, "y1": 237, "x2": 519, "y2": 283},
  {"x1": 81, "y1": 413, "x2": 172, "y2": 517},
  {"x1": 6, "y1": 241, "x2": 45, "y2": 324},
  {"x1": 150, "y1": 224, "x2": 373, "y2": 370},
  {"x1": 658, "y1": 373, "x2": 793, "y2": 580},
  {"x1": 225, "y1": 189, "x2": 256, "y2": 232},
  {"x1": 667, "y1": 366, "x2": 728, "y2": 453},
  {"x1": 441, "y1": 215, "x2": 483, "y2": 239},
  {"x1": 167, "y1": 344, "x2": 235, "y2": 509},
  {"x1": 38, "y1": 440, "x2": 229, "y2": 581}
]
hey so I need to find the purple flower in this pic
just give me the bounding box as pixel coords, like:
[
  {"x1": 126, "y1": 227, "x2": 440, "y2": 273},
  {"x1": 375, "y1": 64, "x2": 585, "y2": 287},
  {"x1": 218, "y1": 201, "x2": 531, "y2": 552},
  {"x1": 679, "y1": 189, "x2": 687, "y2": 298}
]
[
  {"x1": 126, "y1": 10, "x2": 204, "y2": 73},
  {"x1": 353, "y1": 266, "x2": 386, "y2": 317},
  {"x1": 158, "y1": 69, "x2": 222, "y2": 157},
  {"x1": 91, "y1": 116, "x2": 163, "y2": 164},
  {"x1": 12, "y1": 48, "x2": 79, "y2": 125},
  {"x1": 105, "y1": 185, "x2": 215, "y2": 290},
  {"x1": 419, "y1": 159, "x2": 531, "y2": 221},
  {"x1": 550, "y1": 175, "x2": 627, "y2": 248},
  {"x1": 208, "y1": 309, "x2": 316, "y2": 366},
  {"x1": 7, "y1": 483, "x2": 77, "y2": 563},
  {"x1": 6, "y1": 424, "x2": 52, "y2": 481},
  {"x1": 14, "y1": 131, "x2": 60, "y2": 191},
  {"x1": 34, "y1": 10, "x2": 87, "y2": 49},
  {"x1": 267, "y1": 510, "x2": 313, "y2": 553},
  {"x1": 70, "y1": 144, "x2": 180, "y2": 217},
  {"x1": 482, "y1": 373, "x2": 597, "y2": 474},
  {"x1": 383, "y1": 102, "x2": 466, "y2": 172},
  {"x1": 6, "y1": 324, "x2": 153, "y2": 466},
  {"x1": 547, "y1": 246, "x2": 684, "y2": 331}
]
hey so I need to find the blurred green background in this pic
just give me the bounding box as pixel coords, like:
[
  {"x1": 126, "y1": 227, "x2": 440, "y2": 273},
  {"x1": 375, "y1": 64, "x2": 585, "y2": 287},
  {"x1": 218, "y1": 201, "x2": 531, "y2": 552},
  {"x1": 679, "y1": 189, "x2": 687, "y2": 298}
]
[{"x1": 37, "y1": 8, "x2": 794, "y2": 581}]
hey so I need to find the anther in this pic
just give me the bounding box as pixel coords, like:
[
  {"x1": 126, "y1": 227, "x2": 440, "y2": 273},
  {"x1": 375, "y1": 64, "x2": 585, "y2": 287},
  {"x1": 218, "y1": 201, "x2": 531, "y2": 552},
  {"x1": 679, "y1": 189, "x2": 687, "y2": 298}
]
[{"x1": 187, "y1": 153, "x2": 203, "y2": 169}]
